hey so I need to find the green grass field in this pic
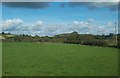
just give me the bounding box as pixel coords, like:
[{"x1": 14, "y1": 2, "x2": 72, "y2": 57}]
[
  {"x1": 0, "y1": 42, "x2": 2, "y2": 77},
  {"x1": 2, "y1": 42, "x2": 118, "y2": 76}
]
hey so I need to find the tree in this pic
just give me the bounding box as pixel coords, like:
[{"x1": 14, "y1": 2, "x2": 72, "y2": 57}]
[
  {"x1": 64, "y1": 31, "x2": 80, "y2": 44},
  {"x1": 2, "y1": 32, "x2": 5, "y2": 34}
]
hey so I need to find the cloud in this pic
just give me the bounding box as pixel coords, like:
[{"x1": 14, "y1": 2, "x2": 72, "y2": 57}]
[
  {"x1": 107, "y1": 22, "x2": 113, "y2": 27},
  {"x1": 69, "y1": 19, "x2": 116, "y2": 35},
  {"x1": 1, "y1": 0, "x2": 119, "y2": 2},
  {"x1": 14, "y1": 20, "x2": 43, "y2": 31},
  {"x1": 67, "y1": 2, "x2": 118, "y2": 11},
  {"x1": 2, "y1": 2, "x2": 118, "y2": 11},
  {"x1": 3, "y1": 2, "x2": 51, "y2": 9},
  {"x1": 40, "y1": 24, "x2": 62, "y2": 36},
  {"x1": 87, "y1": 18, "x2": 94, "y2": 23},
  {"x1": 2, "y1": 18, "x2": 116, "y2": 36},
  {"x1": 2, "y1": 19, "x2": 43, "y2": 32},
  {"x1": 69, "y1": 0, "x2": 119, "y2": 2},
  {"x1": 2, "y1": 18, "x2": 24, "y2": 31},
  {"x1": 36, "y1": 21, "x2": 43, "y2": 26},
  {"x1": 33, "y1": 21, "x2": 43, "y2": 31},
  {"x1": 73, "y1": 21, "x2": 80, "y2": 25},
  {"x1": 70, "y1": 19, "x2": 94, "y2": 34}
]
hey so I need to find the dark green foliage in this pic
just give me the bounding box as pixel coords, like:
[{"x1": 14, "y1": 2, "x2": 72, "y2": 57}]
[
  {"x1": 2, "y1": 32, "x2": 5, "y2": 34},
  {"x1": 1, "y1": 32, "x2": 118, "y2": 48},
  {"x1": 64, "y1": 31, "x2": 80, "y2": 44},
  {"x1": 118, "y1": 34, "x2": 120, "y2": 48},
  {"x1": 82, "y1": 40, "x2": 108, "y2": 47}
]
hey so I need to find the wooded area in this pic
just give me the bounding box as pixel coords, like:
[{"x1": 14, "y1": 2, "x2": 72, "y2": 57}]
[{"x1": 1, "y1": 31, "x2": 120, "y2": 48}]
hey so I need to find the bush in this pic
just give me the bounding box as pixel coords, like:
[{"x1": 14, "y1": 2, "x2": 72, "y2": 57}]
[{"x1": 82, "y1": 40, "x2": 108, "y2": 47}]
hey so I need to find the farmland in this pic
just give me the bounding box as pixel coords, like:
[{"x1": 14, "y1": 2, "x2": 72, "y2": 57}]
[
  {"x1": 2, "y1": 42, "x2": 118, "y2": 76},
  {"x1": 0, "y1": 42, "x2": 2, "y2": 77}
]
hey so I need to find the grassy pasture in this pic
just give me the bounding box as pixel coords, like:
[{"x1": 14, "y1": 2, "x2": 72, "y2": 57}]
[
  {"x1": 2, "y1": 42, "x2": 118, "y2": 76},
  {"x1": 0, "y1": 42, "x2": 2, "y2": 77}
]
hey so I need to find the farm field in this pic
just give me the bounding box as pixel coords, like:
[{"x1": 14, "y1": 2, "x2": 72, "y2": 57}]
[
  {"x1": 2, "y1": 42, "x2": 118, "y2": 76},
  {"x1": 0, "y1": 42, "x2": 2, "y2": 77}
]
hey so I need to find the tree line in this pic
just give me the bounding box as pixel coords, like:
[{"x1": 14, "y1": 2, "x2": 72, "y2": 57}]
[{"x1": 1, "y1": 31, "x2": 120, "y2": 48}]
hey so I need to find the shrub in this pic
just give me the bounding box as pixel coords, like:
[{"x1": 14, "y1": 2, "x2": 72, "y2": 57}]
[{"x1": 82, "y1": 40, "x2": 108, "y2": 47}]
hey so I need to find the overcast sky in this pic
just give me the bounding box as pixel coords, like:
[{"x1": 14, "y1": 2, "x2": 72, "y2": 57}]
[{"x1": 1, "y1": 2, "x2": 118, "y2": 36}]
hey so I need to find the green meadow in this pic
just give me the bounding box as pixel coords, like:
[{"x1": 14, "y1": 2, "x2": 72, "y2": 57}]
[
  {"x1": 0, "y1": 42, "x2": 2, "y2": 77},
  {"x1": 2, "y1": 42, "x2": 118, "y2": 76}
]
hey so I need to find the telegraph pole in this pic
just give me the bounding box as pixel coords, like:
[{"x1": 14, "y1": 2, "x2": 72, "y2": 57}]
[{"x1": 115, "y1": 22, "x2": 117, "y2": 44}]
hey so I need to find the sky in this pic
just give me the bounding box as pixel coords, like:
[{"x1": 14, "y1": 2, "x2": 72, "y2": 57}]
[{"x1": 1, "y1": 2, "x2": 118, "y2": 36}]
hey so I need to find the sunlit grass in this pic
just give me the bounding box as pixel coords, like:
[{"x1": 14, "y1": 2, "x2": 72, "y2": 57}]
[{"x1": 2, "y1": 42, "x2": 118, "y2": 76}]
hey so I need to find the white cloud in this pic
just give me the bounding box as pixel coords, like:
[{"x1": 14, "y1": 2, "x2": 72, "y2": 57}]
[
  {"x1": 89, "y1": 2, "x2": 117, "y2": 8},
  {"x1": 32, "y1": 21, "x2": 44, "y2": 31},
  {"x1": 73, "y1": 21, "x2": 79, "y2": 25},
  {"x1": 2, "y1": 19, "x2": 44, "y2": 32},
  {"x1": 70, "y1": 19, "x2": 116, "y2": 35},
  {"x1": 107, "y1": 22, "x2": 113, "y2": 27},
  {"x1": 36, "y1": 21, "x2": 43, "y2": 26},
  {"x1": 2, "y1": 0, "x2": 119, "y2": 2},
  {"x1": 69, "y1": 0, "x2": 119, "y2": 2},
  {"x1": 87, "y1": 18, "x2": 94, "y2": 23},
  {"x1": 2, "y1": 18, "x2": 116, "y2": 36},
  {"x1": 2, "y1": 18, "x2": 24, "y2": 30}
]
